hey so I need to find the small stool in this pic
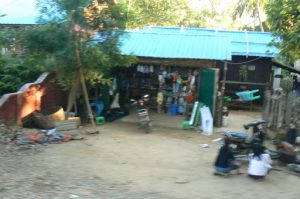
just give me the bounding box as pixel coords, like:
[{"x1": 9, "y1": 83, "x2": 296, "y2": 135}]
[
  {"x1": 182, "y1": 120, "x2": 191, "y2": 130},
  {"x1": 96, "y1": 116, "x2": 105, "y2": 125}
]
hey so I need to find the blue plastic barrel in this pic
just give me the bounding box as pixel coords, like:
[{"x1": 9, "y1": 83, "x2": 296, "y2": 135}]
[{"x1": 168, "y1": 104, "x2": 178, "y2": 116}]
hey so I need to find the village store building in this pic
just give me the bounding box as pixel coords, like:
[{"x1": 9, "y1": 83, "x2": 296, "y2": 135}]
[
  {"x1": 112, "y1": 26, "x2": 279, "y2": 121},
  {"x1": 136, "y1": 27, "x2": 280, "y2": 99},
  {"x1": 116, "y1": 29, "x2": 232, "y2": 116}
]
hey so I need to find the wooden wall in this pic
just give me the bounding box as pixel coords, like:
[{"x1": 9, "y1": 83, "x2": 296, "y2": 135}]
[
  {"x1": 216, "y1": 56, "x2": 273, "y2": 100},
  {"x1": 138, "y1": 57, "x2": 216, "y2": 68}
]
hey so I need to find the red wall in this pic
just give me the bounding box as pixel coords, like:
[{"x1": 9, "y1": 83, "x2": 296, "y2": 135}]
[
  {"x1": 0, "y1": 73, "x2": 67, "y2": 124},
  {"x1": 0, "y1": 94, "x2": 18, "y2": 123}
]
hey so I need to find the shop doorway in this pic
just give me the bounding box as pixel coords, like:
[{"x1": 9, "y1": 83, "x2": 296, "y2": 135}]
[{"x1": 198, "y1": 68, "x2": 219, "y2": 116}]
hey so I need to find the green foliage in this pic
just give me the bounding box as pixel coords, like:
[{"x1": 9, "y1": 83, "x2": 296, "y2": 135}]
[
  {"x1": 20, "y1": 0, "x2": 136, "y2": 89},
  {"x1": 201, "y1": 0, "x2": 241, "y2": 30},
  {"x1": 0, "y1": 28, "x2": 18, "y2": 51},
  {"x1": 118, "y1": 0, "x2": 247, "y2": 30},
  {"x1": 280, "y1": 70, "x2": 293, "y2": 92},
  {"x1": 0, "y1": 0, "x2": 136, "y2": 97},
  {"x1": 0, "y1": 27, "x2": 46, "y2": 96},
  {"x1": 266, "y1": 0, "x2": 300, "y2": 63},
  {"x1": 238, "y1": 22, "x2": 270, "y2": 32},
  {"x1": 233, "y1": 0, "x2": 268, "y2": 18},
  {"x1": 120, "y1": 0, "x2": 212, "y2": 28},
  {"x1": 233, "y1": 0, "x2": 270, "y2": 31},
  {"x1": 0, "y1": 53, "x2": 45, "y2": 96}
]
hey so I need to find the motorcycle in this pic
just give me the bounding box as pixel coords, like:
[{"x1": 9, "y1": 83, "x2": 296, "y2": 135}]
[
  {"x1": 224, "y1": 120, "x2": 268, "y2": 159},
  {"x1": 224, "y1": 120, "x2": 300, "y2": 173},
  {"x1": 131, "y1": 94, "x2": 152, "y2": 133}
]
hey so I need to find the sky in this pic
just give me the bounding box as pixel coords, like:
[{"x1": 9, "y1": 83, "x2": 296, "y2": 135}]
[
  {"x1": 0, "y1": 0, "x2": 256, "y2": 29},
  {"x1": 0, "y1": 0, "x2": 234, "y2": 24},
  {"x1": 0, "y1": 0, "x2": 38, "y2": 24}
]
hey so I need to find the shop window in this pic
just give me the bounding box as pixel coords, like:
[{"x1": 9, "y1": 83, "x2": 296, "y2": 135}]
[
  {"x1": 239, "y1": 65, "x2": 248, "y2": 81},
  {"x1": 248, "y1": 65, "x2": 256, "y2": 71}
]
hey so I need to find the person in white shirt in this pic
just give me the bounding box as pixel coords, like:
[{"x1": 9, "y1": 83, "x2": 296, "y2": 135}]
[{"x1": 248, "y1": 144, "x2": 272, "y2": 179}]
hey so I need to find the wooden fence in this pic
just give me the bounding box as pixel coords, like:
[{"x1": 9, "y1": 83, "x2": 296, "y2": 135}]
[{"x1": 263, "y1": 89, "x2": 300, "y2": 131}]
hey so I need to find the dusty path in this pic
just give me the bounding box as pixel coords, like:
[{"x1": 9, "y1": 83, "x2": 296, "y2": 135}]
[{"x1": 1, "y1": 112, "x2": 300, "y2": 199}]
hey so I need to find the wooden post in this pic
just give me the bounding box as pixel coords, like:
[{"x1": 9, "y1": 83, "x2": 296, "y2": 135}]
[
  {"x1": 284, "y1": 92, "x2": 293, "y2": 126},
  {"x1": 215, "y1": 94, "x2": 223, "y2": 127},
  {"x1": 262, "y1": 89, "x2": 271, "y2": 123},
  {"x1": 215, "y1": 62, "x2": 228, "y2": 127},
  {"x1": 295, "y1": 98, "x2": 300, "y2": 128},
  {"x1": 65, "y1": 78, "x2": 81, "y2": 118},
  {"x1": 221, "y1": 62, "x2": 228, "y2": 97},
  {"x1": 75, "y1": 30, "x2": 96, "y2": 127},
  {"x1": 78, "y1": 67, "x2": 96, "y2": 127},
  {"x1": 220, "y1": 62, "x2": 228, "y2": 126}
]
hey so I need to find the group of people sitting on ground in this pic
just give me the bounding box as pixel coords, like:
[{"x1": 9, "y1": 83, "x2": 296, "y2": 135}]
[{"x1": 214, "y1": 137, "x2": 297, "y2": 179}]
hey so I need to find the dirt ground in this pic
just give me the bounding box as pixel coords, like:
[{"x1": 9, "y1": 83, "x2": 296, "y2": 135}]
[{"x1": 0, "y1": 110, "x2": 299, "y2": 199}]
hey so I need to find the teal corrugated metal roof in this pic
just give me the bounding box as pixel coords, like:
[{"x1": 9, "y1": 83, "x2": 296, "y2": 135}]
[
  {"x1": 120, "y1": 31, "x2": 232, "y2": 60},
  {"x1": 142, "y1": 26, "x2": 279, "y2": 57},
  {"x1": 232, "y1": 41, "x2": 278, "y2": 57}
]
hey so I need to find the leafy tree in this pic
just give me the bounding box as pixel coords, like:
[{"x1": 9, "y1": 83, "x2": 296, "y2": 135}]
[
  {"x1": 0, "y1": 27, "x2": 45, "y2": 96},
  {"x1": 28, "y1": 0, "x2": 134, "y2": 79},
  {"x1": 201, "y1": 0, "x2": 242, "y2": 30},
  {"x1": 233, "y1": 0, "x2": 270, "y2": 32},
  {"x1": 0, "y1": 27, "x2": 17, "y2": 53},
  {"x1": 18, "y1": 0, "x2": 136, "y2": 125},
  {"x1": 266, "y1": 0, "x2": 300, "y2": 63},
  {"x1": 280, "y1": 70, "x2": 293, "y2": 92},
  {"x1": 119, "y1": 0, "x2": 213, "y2": 28},
  {"x1": 120, "y1": 0, "x2": 250, "y2": 30},
  {"x1": 0, "y1": 54, "x2": 45, "y2": 96}
]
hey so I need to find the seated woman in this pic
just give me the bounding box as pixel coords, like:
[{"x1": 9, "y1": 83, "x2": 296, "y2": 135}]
[
  {"x1": 276, "y1": 141, "x2": 296, "y2": 165},
  {"x1": 214, "y1": 137, "x2": 241, "y2": 175},
  {"x1": 248, "y1": 144, "x2": 272, "y2": 179}
]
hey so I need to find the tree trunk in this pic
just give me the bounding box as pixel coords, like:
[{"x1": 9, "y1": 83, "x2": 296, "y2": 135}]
[
  {"x1": 75, "y1": 32, "x2": 96, "y2": 127},
  {"x1": 256, "y1": 2, "x2": 264, "y2": 32},
  {"x1": 78, "y1": 67, "x2": 96, "y2": 127},
  {"x1": 127, "y1": 0, "x2": 131, "y2": 14},
  {"x1": 65, "y1": 77, "x2": 80, "y2": 118}
]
